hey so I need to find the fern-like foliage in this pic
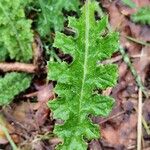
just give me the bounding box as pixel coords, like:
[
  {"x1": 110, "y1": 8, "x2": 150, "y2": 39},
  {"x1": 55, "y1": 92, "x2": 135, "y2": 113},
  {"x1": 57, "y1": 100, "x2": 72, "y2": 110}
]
[
  {"x1": 131, "y1": 6, "x2": 150, "y2": 25},
  {"x1": 48, "y1": 1, "x2": 119, "y2": 150},
  {"x1": 36, "y1": 0, "x2": 80, "y2": 36},
  {"x1": 122, "y1": 0, "x2": 136, "y2": 8},
  {"x1": 0, "y1": 73, "x2": 32, "y2": 106},
  {"x1": 0, "y1": 0, "x2": 33, "y2": 62},
  {"x1": 0, "y1": 44, "x2": 8, "y2": 61}
]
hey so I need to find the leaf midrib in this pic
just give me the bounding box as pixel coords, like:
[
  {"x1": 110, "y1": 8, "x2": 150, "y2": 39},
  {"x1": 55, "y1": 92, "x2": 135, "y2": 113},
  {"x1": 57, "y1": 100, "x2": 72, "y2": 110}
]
[{"x1": 78, "y1": 1, "x2": 89, "y2": 121}]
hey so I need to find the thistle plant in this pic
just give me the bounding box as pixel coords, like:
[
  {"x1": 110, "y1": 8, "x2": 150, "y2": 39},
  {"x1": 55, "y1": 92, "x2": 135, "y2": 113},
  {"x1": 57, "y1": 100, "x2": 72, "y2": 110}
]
[{"x1": 48, "y1": 1, "x2": 119, "y2": 149}]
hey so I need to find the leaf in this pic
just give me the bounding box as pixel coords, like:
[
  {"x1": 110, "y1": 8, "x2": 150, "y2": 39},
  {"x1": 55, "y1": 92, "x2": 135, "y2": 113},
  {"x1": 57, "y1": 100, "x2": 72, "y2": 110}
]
[
  {"x1": 36, "y1": 0, "x2": 80, "y2": 36},
  {"x1": 0, "y1": 73, "x2": 32, "y2": 106},
  {"x1": 0, "y1": 44, "x2": 8, "y2": 61},
  {"x1": 122, "y1": 0, "x2": 136, "y2": 8},
  {"x1": 0, "y1": 0, "x2": 33, "y2": 62},
  {"x1": 48, "y1": 1, "x2": 119, "y2": 150},
  {"x1": 131, "y1": 6, "x2": 150, "y2": 25}
]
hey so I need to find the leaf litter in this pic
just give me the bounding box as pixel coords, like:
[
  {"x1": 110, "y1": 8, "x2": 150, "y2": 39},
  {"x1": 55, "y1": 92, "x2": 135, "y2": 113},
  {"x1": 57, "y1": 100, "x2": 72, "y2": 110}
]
[{"x1": 0, "y1": 0, "x2": 150, "y2": 149}]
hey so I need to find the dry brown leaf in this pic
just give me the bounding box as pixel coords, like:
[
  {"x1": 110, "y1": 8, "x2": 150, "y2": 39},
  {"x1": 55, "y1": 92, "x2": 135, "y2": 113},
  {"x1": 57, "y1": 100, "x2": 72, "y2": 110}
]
[
  {"x1": 89, "y1": 140, "x2": 102, "y2": 150},
  {"x1": 34, "y1": 104, "x2": 50, "y2": 126},
  {"x1": 139, "y1": 46, "x2": 150, "y2": 81},
  {"x1": 34, "y1": 83, "x2": 54, "y2": 110},
  {"x1": 101, "y1": 114, "x2": 137, "y2": 147},
  {"x1": 119, "y1": 62, "x2": 128, "y2": 79}
]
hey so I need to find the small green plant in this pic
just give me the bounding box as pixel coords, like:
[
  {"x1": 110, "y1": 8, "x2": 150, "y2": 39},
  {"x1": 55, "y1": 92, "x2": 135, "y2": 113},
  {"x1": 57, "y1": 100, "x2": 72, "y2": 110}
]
[
  {"x1": 48, "y1": 1, "x2": 119, "y2": 150},
  {"x1": 122, "y1": 0, "x2": 136, "y2": 8},
  {"x1": 35, "y1": 0, "x2": 80, "y2": 36},
  {"x1": 131, "y1": 6, "x2": 150, "y2": 25},
  {"x1": 0, "y1": 72, "x2": 32, "y2": 106},
  {"x1": 0, "y1": 0, "x2": 33, "y2": 62},
  {"x1": 0, "y1": 0, "x2": 33, "y2": 106}
]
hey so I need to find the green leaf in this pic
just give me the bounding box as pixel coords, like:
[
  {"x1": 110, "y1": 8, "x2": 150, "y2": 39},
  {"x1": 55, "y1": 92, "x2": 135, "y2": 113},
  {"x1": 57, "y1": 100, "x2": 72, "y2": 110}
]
[
  {"x1": 131, "y1": 6, "x2": 150, "y2": 25},
  {"x1": 122, "y1": 0, "x2": 136, "y2": 8},
  {"x1": 0, "y1": 0, "x2": 33, "y2": 62},
  {"x1": 48, "y1": 1, "x2": 119, "y2": 150},
  {"x1": 0, "y1": 44, "x2": 8, "y2": 61},
  {"x1": 0, "y1": 72, "x2": 32, "y2": 106},
  {"x1": 36, "y1": 0, "x2": 80, "y2": 36}
]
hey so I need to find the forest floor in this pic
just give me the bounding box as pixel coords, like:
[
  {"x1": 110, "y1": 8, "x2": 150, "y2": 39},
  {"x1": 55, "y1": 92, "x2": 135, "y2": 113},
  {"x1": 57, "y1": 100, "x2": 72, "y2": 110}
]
[{"x1": 0, "y1": 0, "x2": 150, "y2": 150}]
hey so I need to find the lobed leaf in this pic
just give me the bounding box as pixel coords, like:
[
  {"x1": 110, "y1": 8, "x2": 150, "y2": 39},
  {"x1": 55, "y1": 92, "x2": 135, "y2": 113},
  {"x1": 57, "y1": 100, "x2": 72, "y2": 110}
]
[
  {"x1": 36, "y1": 0, "x2": 80, "y2": 36},
  {"x1": 131, "y1": 6, "x2": 150, "y2": 25},
  {"x1": 0, "y1": 0, "x2": 33, "y2": 62},
  {"x1": 48, "y1": 1, "x2": 119, "y2": 150},
  {"x1": 0, "y1": 73, "x2": 32, "y2": 106}
]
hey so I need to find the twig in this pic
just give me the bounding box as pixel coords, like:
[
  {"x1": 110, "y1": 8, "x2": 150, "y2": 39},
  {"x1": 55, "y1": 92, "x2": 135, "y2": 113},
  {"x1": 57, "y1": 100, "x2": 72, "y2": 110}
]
[
  {"x1": 137, "y1": 88, "x2": 142, "y2": 150},
  {"x1": 64, "y1": 27, "x2": 76, "y2": 34},
  {"x1": 125, "y1": 35, "x2": 150, "y2": 47},
  {"x1": 99, "y1": 111, "x2": 126, "y2": 124},
  {"x1": 0, "y1": 62, "x2": 37, "y2": 73},
  {"x1": 100, "y1": 55, "x2": 122, "y2": 64},
  {"x1": 23, "y1": 91, "x2": 38, "y2": 98},
  {"x1": 134, "y1": 106, "x2": 150, "y2": 138},
  {"x1": 127, "y1": 145, "x2": 136, "y2": 150},
  {"x1": 0, "y1": 124, "x2": 19, "y2": 150}
]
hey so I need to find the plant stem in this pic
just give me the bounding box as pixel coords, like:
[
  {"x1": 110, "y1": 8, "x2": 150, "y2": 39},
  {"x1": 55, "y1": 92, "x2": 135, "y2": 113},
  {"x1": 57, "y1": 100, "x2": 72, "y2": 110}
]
[
  {"x1": 137, "y1": 88, "x2": 142, "y2": 150},
  {"x1": 120, "y1": 46, "x2": 150, "y2": 136},
  {"x1": 119, "y1": 46, "x2": 148, "y2": 97},
  {"x1": 0, "y1": 124, "x2": 19, "y2": 150},
  {"x1": 125, "y1": 35, "x2": 150, "y2": 47},
  {"x1": 142, "y1": 116, "x2": 150, "y2": 135}
]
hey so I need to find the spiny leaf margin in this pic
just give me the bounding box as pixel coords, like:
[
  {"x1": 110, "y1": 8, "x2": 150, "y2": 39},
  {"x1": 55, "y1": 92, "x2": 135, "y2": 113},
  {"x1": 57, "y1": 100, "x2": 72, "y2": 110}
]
[{"x1": 48, "y1": 1, "x2": 119, "y2": 150}]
